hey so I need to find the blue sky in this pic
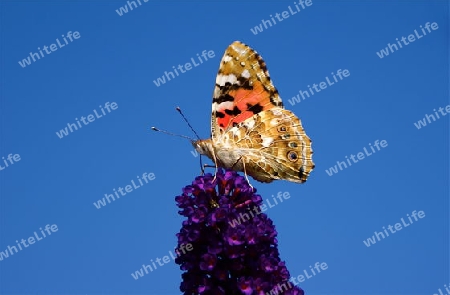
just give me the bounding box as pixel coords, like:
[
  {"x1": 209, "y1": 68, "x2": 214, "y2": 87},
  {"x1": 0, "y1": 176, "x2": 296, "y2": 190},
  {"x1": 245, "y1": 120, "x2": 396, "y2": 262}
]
[{"x1": 0, "y1": 1, "x2": 448, "y2": 294}]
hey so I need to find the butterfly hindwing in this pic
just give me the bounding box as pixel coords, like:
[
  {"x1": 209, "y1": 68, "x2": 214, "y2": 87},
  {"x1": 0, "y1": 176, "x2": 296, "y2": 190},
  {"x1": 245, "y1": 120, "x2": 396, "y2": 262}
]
[{"x1": 219, "y1": 108, "x2": 314, "y2": 183}]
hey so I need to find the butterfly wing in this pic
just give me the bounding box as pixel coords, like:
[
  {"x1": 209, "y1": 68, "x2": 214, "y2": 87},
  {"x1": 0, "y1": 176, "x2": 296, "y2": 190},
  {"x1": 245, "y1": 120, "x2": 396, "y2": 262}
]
[
  {"x1": 211, "y1": 41, "x2": 283, "y2": 139},
  {"x1": 210, "y1": 41, "x2": 314, "y2": 183},
  {"x1": 221, "y1": 108, "x2": 315, "y2": 183}
]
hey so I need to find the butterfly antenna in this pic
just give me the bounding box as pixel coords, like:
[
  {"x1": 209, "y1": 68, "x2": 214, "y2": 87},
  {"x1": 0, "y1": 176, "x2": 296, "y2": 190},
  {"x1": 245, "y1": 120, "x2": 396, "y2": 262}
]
[
  {"x1": 176, "y1": 107, "x2": 201, "y2": 140},
  {"x1": 175, "y1": 107, "x2": 206, "y2": 175},
  {"x1": 152, "y1": 107, "x2": 205, "y2": 174},
  {"x1": 150, "y1": 127, "x2": 196, "y2": 141}
]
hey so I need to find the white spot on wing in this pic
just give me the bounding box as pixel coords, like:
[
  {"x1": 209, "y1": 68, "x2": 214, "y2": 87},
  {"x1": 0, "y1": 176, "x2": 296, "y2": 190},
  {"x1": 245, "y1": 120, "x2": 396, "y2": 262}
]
[
  {"x1": 271, "y1": 109, "x2": 283, "y2": 116},
  {"x1": 213, "y1": 87, "x2": 221, "y2": 99},
  {"x1": 244, "y1": 119, "x2": 255, "y2": 130},
  {"x1": 262, "y1": 137, "x2": 273, "y2": 147},
  {"x1": 270, "y1": 118, "x2": 279, "y2": 126},
  {"x1": 216, "y1": 74, "x2": 238, "y2": 86},
  {"x1": 241, "y1": 69, "x2": 250, "y2": 78},
  {"x1": 223, "y1": 55, "x2": 232, "y2": 62},
  {"x1": 214, "y1": 101, "x2": 233, "y2": 111},
  {"x1": 232, "y1": 44, "x2": 248, "y2": 55}
]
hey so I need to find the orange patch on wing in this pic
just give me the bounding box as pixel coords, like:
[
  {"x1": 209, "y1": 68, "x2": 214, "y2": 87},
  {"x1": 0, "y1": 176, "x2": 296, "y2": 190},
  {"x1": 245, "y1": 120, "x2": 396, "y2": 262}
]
[{"x1": 216, "y1": 81, "x2": 275, "y2": 130}]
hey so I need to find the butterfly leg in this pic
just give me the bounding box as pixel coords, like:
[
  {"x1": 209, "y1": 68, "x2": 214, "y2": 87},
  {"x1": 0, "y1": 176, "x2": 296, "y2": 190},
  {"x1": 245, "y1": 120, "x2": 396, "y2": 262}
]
[
  {"x1": 230, "y1": 156, "x2": 243, "y2": 170},
  {"x1": 209, "y1": 147, "x2": 219, "y2": 182},
  {"x1": 241, "y1": 158, "x2": 254, "y2": 191},
  {"x1": 203, "y1": 164, "x2": 216, "y2": 170},
  {"x1": 199, "y1": 155, "x2": 205, "y2": 175},
  {"x1": 230, "y1": 156, "x2": 253, "y2": 190}
]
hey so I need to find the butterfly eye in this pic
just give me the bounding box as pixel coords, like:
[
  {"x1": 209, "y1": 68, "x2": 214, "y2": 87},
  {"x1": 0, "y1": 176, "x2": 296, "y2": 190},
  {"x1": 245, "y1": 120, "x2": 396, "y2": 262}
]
[
  {"x1": 277, "y1": 125, "x2": 287, "y2": 132},
  {"x1": 287, "y1": 151, "x2": 298, "y2": 162},
  {"x1": 281, "y1": 134, "x2": 290, "y2": 140},
  {"x1": 288, "y1": 142, "x2": 298, "y2": 148}
]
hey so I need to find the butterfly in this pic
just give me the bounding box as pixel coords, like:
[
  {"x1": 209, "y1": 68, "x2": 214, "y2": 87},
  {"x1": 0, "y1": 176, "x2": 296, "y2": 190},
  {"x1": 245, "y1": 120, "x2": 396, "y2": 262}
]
[{"x1": 192, "y1": 41, "x2": 315, "y2": 184}]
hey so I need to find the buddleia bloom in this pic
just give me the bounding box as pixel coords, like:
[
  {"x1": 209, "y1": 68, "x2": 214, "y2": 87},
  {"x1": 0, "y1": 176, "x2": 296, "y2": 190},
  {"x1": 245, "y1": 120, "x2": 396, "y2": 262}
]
[{"x1": 174, "y1": 169, "x2": 304, "y2": 295}]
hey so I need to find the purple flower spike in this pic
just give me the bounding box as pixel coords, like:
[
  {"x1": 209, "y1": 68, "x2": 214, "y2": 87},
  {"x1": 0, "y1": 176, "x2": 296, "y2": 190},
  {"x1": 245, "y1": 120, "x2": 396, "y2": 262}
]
[{"x1": 175, "y1": 169, "x2": 304, "y2": 295}]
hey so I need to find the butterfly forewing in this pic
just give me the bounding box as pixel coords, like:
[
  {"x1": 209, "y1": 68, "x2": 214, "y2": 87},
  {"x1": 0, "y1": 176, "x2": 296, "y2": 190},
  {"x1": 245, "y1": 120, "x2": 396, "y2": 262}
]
[{"x1": 211, "y1": 41, "x2": 283, "y2": 139}]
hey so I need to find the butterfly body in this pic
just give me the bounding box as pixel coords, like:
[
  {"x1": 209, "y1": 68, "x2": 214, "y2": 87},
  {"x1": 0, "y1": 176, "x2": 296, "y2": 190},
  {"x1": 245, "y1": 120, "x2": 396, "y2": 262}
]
[{"x1": 195, "y1": 41, "x2": 315, "y2": 184}]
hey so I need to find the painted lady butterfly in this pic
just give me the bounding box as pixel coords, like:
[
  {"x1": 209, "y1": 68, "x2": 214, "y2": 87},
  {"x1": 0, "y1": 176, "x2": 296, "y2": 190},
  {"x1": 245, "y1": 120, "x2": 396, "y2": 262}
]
[{"x1": 192, "y1": 41, "x2": 315, "y2": 184}]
